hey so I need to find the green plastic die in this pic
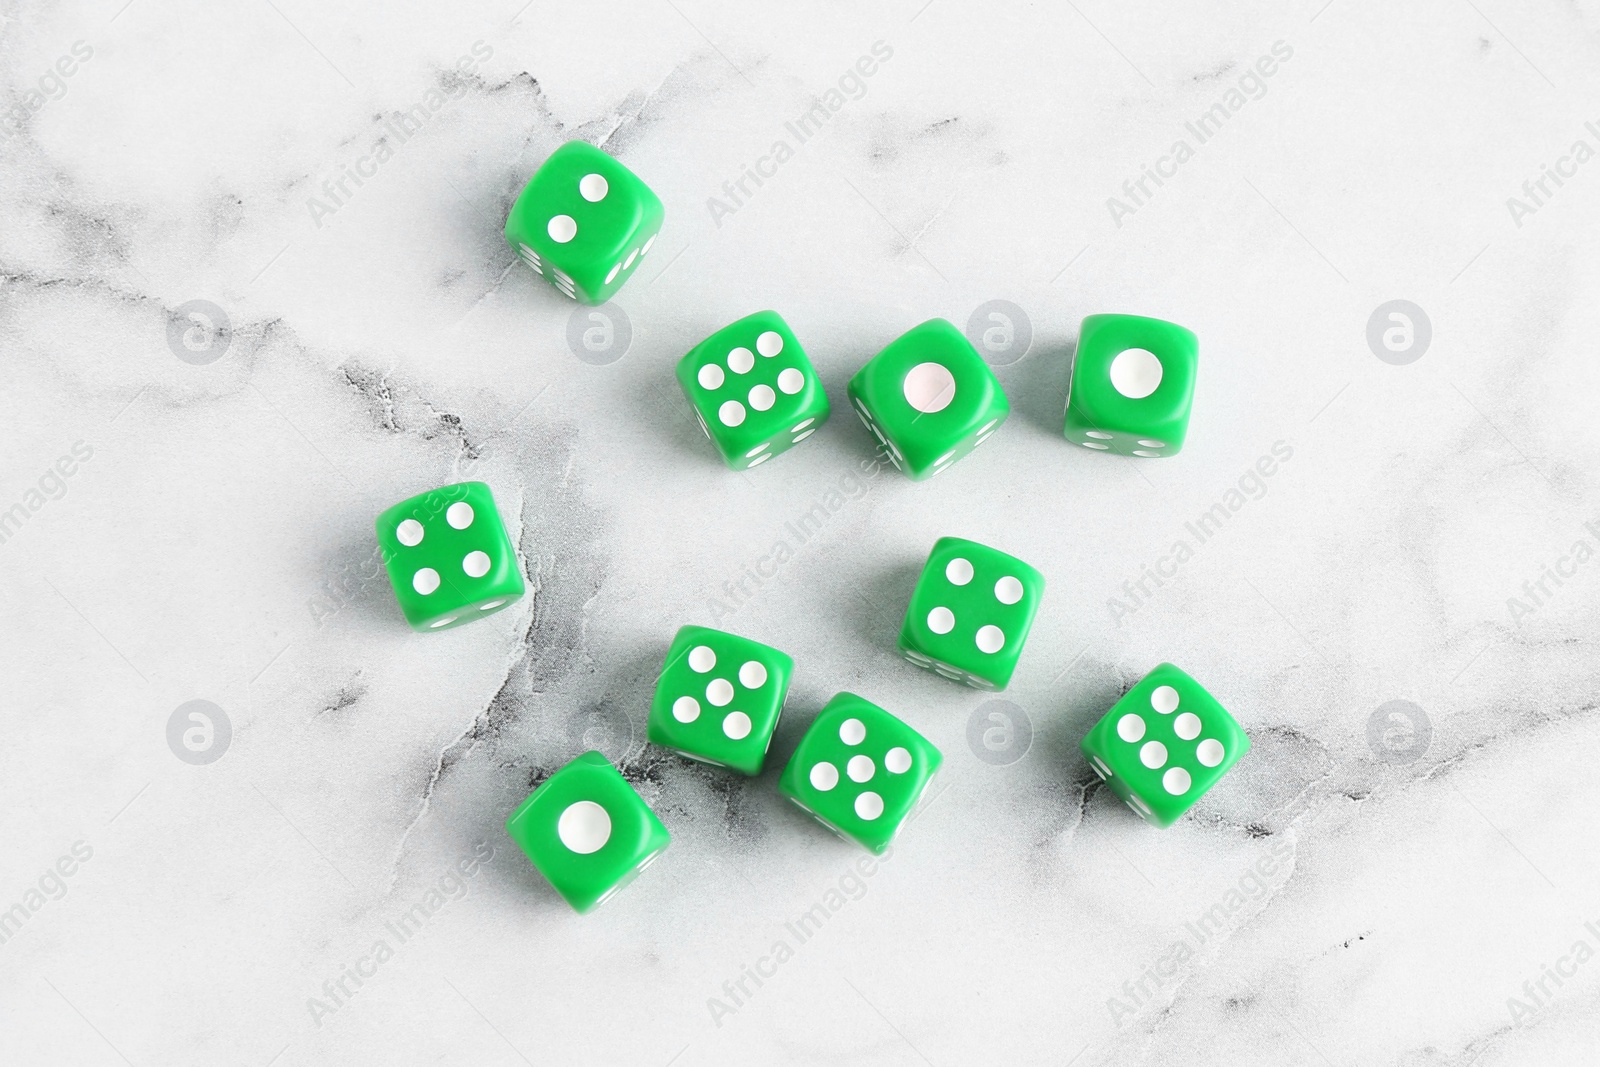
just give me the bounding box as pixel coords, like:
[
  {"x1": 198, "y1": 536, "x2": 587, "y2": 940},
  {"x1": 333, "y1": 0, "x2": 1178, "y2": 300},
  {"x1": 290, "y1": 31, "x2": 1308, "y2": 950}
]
[
  {"x1": 778, "y1": 693, "x2": 942, "y2": 854},
  {"x1": 1063, "y1": 314, "x2": 1198, "y2": 457},
  {"x1": 1080, "y1": 663, "x2": 1249, "y2": 828},
  {"x1": 646, "y1": 625, "x2": 794, "y2": 775},
  {"x1": 504, "y1": 751, "x2": 670, "y2": 913},
  {"x1": 503, "y1": 140, "x2": 664, "y2": 305},
  {"x1": 675, "y1": 310, "x2": 831, "y2": 470},
  {"x1": 847, "y1": 318, "x2": 1009, "y2": 479},
  {"x1": 374, "y1": 482, "x2": 524, "y2": 632},
  {"x1": 898, "y1": 536, "x2": 1045, "y2": 691}
]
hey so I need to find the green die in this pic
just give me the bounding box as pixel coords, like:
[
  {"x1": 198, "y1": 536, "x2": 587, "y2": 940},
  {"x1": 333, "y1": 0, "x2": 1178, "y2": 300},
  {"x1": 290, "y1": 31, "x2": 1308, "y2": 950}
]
[
  {"x1": 503, "y1": 140, "x2": 664, "y2": 305},
  {"x1": 898, "y1": 536, "x2": 1045, "y2": 691},
  {"x1": 374, "y1": 482, "x2": 524, "y2": 631},
  {"x1": 646, "y1": 625, "x2": 794, "y2": 775},
  {"x1": 1064, "y1": 313, "x2": 1198, "y2": 457},
  {"x1": 847, "y1": 318, "x2": 1009, "y2": 479},
  {"x1": 675, "y1": 311, "x2": 830, "y2": 470},
  {"x1": 778, "y1": 693, "x2": 942, "y2": 854},
  {"x1": 504, "y1": 751, "x2": 670, "y2": 913},
  {"x1": 1079, "y1": 663, "x2": 1249, "y2": 828}
]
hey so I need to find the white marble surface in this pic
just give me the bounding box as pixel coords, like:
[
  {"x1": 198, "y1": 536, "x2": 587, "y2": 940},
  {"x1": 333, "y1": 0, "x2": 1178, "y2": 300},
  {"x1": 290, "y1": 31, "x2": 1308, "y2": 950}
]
[{"x1": 3, "y1": 0, "x2": 1599, "y2": 1063}]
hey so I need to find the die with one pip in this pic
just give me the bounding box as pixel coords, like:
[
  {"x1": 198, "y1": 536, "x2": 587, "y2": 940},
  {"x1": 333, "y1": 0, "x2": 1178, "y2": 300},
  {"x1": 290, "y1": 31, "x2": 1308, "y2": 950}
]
[
  {"x1": 504, "y1": 751, "x2": 670, "y2": 913},
  {"x1": 848, "y1": 318, "x2": 1009, "y2": 479},
  {"x1": 1063, "y1": 314, "x2": 1198, "y2": 457}
]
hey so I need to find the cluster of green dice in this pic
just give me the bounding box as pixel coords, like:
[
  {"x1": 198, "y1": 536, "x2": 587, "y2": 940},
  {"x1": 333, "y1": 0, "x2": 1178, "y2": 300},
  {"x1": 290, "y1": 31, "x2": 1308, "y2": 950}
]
[{"x1": 364, "y1": 140, "x2": 1247, "y2": 913}]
